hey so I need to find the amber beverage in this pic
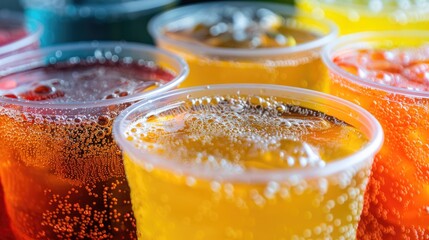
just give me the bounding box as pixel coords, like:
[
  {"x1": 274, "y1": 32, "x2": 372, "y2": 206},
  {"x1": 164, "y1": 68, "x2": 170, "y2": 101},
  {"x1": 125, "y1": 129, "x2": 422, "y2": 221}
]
[
  {"x1": 0, "y1": 42, "x2": 187, "y2": 239},
  {"x1": 0, "y1": 11, "x2": 42, "y2": 239},
  {"x1": 323, "y1": 31, "x2": 429, "y2": 239}
]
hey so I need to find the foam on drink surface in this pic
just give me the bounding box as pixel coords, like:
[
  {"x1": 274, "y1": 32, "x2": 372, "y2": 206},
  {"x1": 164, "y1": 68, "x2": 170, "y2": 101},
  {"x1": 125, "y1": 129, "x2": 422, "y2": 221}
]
[
  {"x1": 126, "y1": 95, "x2": 368, "y2": 171},
  {"x1": 0, "y1": 61, "x2": 174, "y2": 102},
  {"x1": 164, "y1": 6, "x2": 318, "y2": 49}
]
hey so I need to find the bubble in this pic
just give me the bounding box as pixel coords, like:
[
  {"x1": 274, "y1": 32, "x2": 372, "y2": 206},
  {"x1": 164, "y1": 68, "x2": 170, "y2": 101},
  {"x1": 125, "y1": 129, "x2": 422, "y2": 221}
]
[
  {"x1": 33, "y1": 84, "x2": 52, "y2": 93},
  {"x1": 97, "y1": 115, "x2": 110, "y2": 126},
  {"x1": 210, "y1": 181, "x2": 221, "y2": 192},
  {"x1": 185, "y1": 177, "x2": 196, "y2": 187},
  {"x1": 230, "y1": 104, "x2": 244, "y2": 113},
  {"x1": 264, "y1": 181, "x2": 280, "y2": 199},
  {"x1": 3, "y1": 94, "x2": 17, "y2": 99}
]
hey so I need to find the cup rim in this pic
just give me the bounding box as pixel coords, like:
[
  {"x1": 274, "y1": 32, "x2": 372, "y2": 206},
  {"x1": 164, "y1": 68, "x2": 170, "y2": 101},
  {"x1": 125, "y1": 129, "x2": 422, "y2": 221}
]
[
  {"x1": 0, "y1": 41, "x2": 189, "y2": 109},
  {"x1": 322, "y1": 30, "x2": 429, "y2": 98},
  {"x1": 300, "y1": 0, "x2": 429, "y2": 12},
  {"x1": 21, "y1": 0, "x2": 178, "y2": 16},
  {"x1": 148, "y1": 1, "x2": 338, "y2": 58},
  {"x1": 113, "y1": 84, "x2": 384, "y2": 183},
  {"x1": 0, "y1": 10, "x2": 43, "y2": 56},
  {"x1": 78, "y1": 0, "x2": 177, "y2": 15}
]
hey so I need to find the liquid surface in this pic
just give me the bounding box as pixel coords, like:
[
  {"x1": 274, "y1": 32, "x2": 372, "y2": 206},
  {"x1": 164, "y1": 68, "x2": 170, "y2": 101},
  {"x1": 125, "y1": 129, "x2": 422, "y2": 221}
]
[
  {"x1": 126, "y1": 95, "x2": 368, "y2": 170},
  {"x1": 0, "y1": 61, "x2": 174, "y2": 102},
  {"x1": 164, "y1": 6, "x2": 318, "y2": 49},
  {"x1": 334, "y1": 46, "x2": 429, "y2": 92}
]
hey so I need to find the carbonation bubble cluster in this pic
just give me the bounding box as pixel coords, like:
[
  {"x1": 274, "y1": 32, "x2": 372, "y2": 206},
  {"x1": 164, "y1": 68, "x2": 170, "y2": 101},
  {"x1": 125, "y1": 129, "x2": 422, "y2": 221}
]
[
  {"x1": 126, "y1": 95, "x2": 367, "y2": 170},
  {"x1": 164, "y1": 6, "x2": 318, "y2": 49},
  {"x1": 123, "y1": 94, "x2": 373, "y2": 239},
  {"x1": 0, "y1": 58, "x2": 175, "y2": 239},
  {"x1": 329, "y1": 43, "x2": 429, "y2": 239},
  {"x1": 334, "y1": 46, "x2": 429, "y2": 91}
]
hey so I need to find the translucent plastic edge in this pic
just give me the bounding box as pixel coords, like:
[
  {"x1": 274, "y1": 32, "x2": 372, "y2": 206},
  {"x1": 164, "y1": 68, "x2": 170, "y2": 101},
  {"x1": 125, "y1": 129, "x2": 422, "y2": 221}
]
[
  {"x1": 322, "y1": 30, "x2": 429, "y2": 98},
  {"x1": 22, "y1": 0, "x2": 178, "y2": 15},
  {"x1": 82, "y1": 0, "x2": 178, "y2": 15},
  {"x1": 297, "y1": 0, "x2": 429, "y2": 13},
  {"x1": 148, "y1": 1, "x2": 338, "y2": 58},
  {"x1": 0, "y1": 41, "x2": 189, "y2": 109},
  {"x1": 113, "y1": 84, "x2": 384, "y2": 183},
  {"x1": 0, "y1": 11, "x2": 43, "y2": 56}
]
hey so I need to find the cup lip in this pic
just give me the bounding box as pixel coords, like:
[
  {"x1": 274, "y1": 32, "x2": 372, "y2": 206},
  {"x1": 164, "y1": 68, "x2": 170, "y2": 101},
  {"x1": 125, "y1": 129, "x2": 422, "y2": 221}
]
[
  {"x1": 0, "y1": 41, "x2": 189, "y2": 109},
  {"x1": 77, "y1": 0, "x2": 178, "y2": 15},
  {"x1": 21, "y1": 0, "x2": 178, "y2": 15},
  {"x1": 148, "y1": 1, "x2": 338, "y2": 58},
  {"x1": 113, "y1": 84, "x2": 384, "y2": 183},
  {"x1": 322, "y1": 30, "x2": 429, "y2": 98},
  {"x1": 302, "y1": 0, "x2": 429, "y2": 12},
  {"x1": 0, "y1": 10, "x2": 43, "y2": 56}
]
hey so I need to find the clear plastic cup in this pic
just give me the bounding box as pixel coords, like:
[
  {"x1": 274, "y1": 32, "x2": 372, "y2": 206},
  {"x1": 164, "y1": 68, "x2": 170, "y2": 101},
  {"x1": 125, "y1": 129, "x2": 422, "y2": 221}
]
[
  {"x1": 0, "y1": 41, "x2": 188, "y2": 239},
  {"x1": 149, "y1": 2, "x2": 338, "y2": 92},
  {"x1": 0, "y1": 10, "x2": 42, "y2": 239},
  {"x1": 0, "y1": 10, "x2": 42, "y2": 56},
  {"x1": 297, "y1": 0, "x2": 429, "y2": 35},
  {"x1": 322, "y1": 30, "x2": 429, "y2": 239},
  {"x1": 20, "y1": 0, "x2": 178, "y2": 46},
  {"x1": 113, "y1": 84, "x2": 383, "y2": 239}
]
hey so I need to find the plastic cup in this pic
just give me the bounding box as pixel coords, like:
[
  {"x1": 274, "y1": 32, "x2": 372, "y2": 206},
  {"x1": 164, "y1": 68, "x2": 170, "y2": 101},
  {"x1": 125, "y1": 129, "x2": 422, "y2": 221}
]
[
  {"x1": 0, "y1": 42, "x2": 188, "y2": 239},
  {"x1": 20, "y1": 0, "x2": 178, "y2": 46},
  {"x1": 149, "y1": 2, "x2": 338, "y2": 92},
  {"x1": 322, "y1": 31, "x2": 429, "y2": 239},
  {"x1": 113, "y1": 84, "x2": 383, "y2": 239},
  {"x1": 297, "y1": 0, "x2": 429, "y2": 35},
  {"x1": 0, "y1": 10, "x2": 42, "y2": 57},
  {"x1": 0, "y1": 10, "x2": 42, "y2": 239}
]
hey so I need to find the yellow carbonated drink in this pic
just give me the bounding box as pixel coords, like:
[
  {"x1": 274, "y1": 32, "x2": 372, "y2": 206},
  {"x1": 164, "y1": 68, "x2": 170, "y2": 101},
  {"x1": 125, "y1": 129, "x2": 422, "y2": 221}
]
[
  {"x1": 297, "y1": 0, "x2": 429, "y2": 35},
  {"x1": 149, "y1": 2, "x2": 337, "y2": 92},
  {"x1": 114, "y1": 84, "x2": 383, "y2": 240}
]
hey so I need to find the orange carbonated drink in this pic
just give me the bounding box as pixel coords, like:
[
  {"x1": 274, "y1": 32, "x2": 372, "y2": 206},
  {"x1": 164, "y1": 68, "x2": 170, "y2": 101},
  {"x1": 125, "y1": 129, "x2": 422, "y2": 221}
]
[
  {"x1": 0, "y1": 42, "x2": 187, "y2": 239},
  {"x1": 297, "y1": 0, "x2": 429, "y2": 35},
  {"x1": 0, "y1": 11, "x2": 42, "y2": 239},
  {"x1": 149, "y1": 2, "x2": 337, "y2": 92},
  {"x1": 114, "y1": 84, "x2": 383, "y2": 239},
  {"x1": 323, "y1": 31, "x2": 429, "y2": 239}
]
